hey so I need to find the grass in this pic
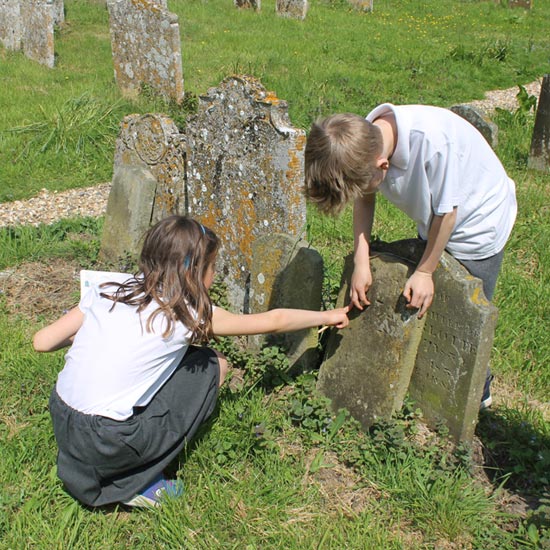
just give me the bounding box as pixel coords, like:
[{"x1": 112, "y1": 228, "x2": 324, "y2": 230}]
[{"x1": 0, "y1": 0, "x2": 549, "y2": 548}]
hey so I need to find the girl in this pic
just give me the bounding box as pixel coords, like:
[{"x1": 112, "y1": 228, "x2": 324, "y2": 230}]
[{"x1": 33, "y1": 215, "x2": 349, "y2": 509}]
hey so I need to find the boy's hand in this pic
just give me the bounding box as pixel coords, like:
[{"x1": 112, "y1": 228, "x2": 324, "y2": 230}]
[
  {"x1": 403, "y1": 270, "x2": 434, "y2": 318},
  {"x1": 350, "y1": 264, "x2": 372, "y2": 310}
]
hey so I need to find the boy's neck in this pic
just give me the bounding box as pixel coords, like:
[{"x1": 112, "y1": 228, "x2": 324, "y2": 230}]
[{"x1": 373, "y1": 114, "x2": 397, "y2": 160}]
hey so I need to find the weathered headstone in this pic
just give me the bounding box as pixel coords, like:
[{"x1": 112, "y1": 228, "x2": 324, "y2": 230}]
[
  {"x1": 100, "y1": 164, "x2": 158, "y2": 261},
  {"x1": 234, "y1": 0, "x2": 261, "y2": 10},
  {"x1": 100, "y1": 113, "x2": 185, "y2": 259},
  {"x1": 184, "y1": 75, "x2": 307, "y2": 313},
  {"x1": 450, "y1": 104, "x2": 499, "y2": 149},
  {"x1": 372, "y1": 240, "x2": 498, "y2": 443},
  {"x1": 106, "y1": 0, "x2": 184, "y2": 104},
  {"x1": 0, "y1": 0, "x2": 22, "y2": 50},
  {"x1": 348, "y1": 0, "x2": 373, "y2": 12},
  {"x1": 52, "y1": 0, "x2": 64, "y2": 24},
  {"x1": 528, "y1": 74, "x2": 550, "y2": 172},
  {"x1": 276, "y1": 0, "x2": 308, "y2": 20},
  {"x1": 250, "y1": 234, "x2": 323, "y2": 371},
  {"x1": 317, "y1": 253, "x2": 427, "y2": 429},
  {"x1": 0, "y1": 0, "x2": 57, "y2": 67}
]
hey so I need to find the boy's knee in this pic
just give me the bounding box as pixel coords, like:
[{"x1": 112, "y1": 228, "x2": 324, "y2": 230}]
[{"x1": 214, "y1": 351, "x2": 230, "y2": 386}]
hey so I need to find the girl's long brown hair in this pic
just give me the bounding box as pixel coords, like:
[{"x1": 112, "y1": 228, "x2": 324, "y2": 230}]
[{"x1": 100, "y1": 216, "x2": 220, "y2": 343}]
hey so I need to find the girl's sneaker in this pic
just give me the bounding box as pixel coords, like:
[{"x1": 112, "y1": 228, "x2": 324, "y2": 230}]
[{"x1": 123, "y1": 475, "x2": 184, "y2": 508}]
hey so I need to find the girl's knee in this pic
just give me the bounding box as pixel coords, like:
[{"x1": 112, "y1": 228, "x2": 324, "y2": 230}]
[{"x1": 214, "y1": 350, "x2": 229, "y2": 386}]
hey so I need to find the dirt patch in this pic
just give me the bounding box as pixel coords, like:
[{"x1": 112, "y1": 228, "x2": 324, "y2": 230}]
[{"x1": 0, "y1": 258, "x2": 81, "y2": 321}]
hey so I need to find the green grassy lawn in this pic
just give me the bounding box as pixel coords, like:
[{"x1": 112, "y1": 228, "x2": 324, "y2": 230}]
[{"x1": 1, "y1": 0, "x2": 549, "y2": 547}]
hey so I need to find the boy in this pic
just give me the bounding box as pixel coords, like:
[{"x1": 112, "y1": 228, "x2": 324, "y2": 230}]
[{"x1": 304, "y1": 105, "x2": 517, "y2": 408}]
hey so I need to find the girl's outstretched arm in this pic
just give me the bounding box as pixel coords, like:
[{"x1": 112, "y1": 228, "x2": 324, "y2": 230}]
[
  {"x1": 33, "y1": 306, "x2": 84, "y2": 352},
  {"x1": 212, "y1": 306, "x2": 349, "y2": 337}
]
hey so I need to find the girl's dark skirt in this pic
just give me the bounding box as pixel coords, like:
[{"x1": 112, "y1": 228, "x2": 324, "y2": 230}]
[{"x1": 49, "y1": 346, "x2": 220, "y2": 507}]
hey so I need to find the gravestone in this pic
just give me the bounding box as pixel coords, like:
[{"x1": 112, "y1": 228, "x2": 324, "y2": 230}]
[
  {"x1": 100, "y1": 114, "x2": 185, "y2": 259},
  {"x1": 528, "y1": 75, "x2": 550, "y2": 172},
  {"x1": 276, "y1": 0, "x2": 308, "y2": 20},
  {"x1": 234, "y1": 0, "x2": 261, "y2": 10},
  {"x1": 317, "y1": 253, "x2": 427, "y2": 429},
  {"x1": 53, "y1": 0, "x2": 64, "y2": 24},
  {"x1": 100, "y1": 165, "x2": 157, "y2": 261},
  {"x1": 372, "y1": 240, "x2": 498, "y2": 443},
  {"x1": 184, "y1": 75, "x2": 307, "y2": 313},
  {"x1": 348, "y1": 0, "x2": 373, "y2": 11},
  {"x1": 450, "y1": 104, "x2": 499, "y2": 149},
  {"x1": 0, "y1": 0, "x2": 57, "y2": 67},
  {"x1": 106, "y1": 0, "x2": 184, "y2": 104},
  {"x1": 250, "y1": 234, "x2": 323, "y2": 371}
]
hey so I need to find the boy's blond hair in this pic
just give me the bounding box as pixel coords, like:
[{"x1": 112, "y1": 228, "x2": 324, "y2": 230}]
[{"x1": 304, "y1": 113, "x2": 383, "y2": 215}]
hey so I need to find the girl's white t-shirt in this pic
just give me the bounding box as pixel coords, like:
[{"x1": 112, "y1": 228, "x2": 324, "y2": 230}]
[{"x1": 56, "y1": 282, "x2": 193, "y2": 420}]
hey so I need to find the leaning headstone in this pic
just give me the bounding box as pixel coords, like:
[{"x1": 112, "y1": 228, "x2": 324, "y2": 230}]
[
  {"x1": 234, "y1": 0, "x2": 261, "y2": 10},
  {"x1": 106, "y1": 0, "x2": 184, "y2": 104},
  {"x1": 250, "y1": 234, "x2": 323, "y2": 371},
  {"x1": 317, "y1": 253, "x2": 427, "y2": 429},
  {"x1": 528, "y1": 75, "x2": 550, "y2": 172},
  {"x1": 184, "y1": 75, "x2": 307, "y2": 313},
  {"x1": 276, "y1": 0, "x2": 308, "y2": 20},
  {"x1": 348, "y1": 0, "x2": 373, "y2": 11},
  {"x1": 373, "y1": 240, "x2": 498, "y2": 443},
  {"x1": 450, "y1": 104, "x2": 499, "y2": 149},
  {"x1": 100, "y1": 113, "x2": 185, "y2": 260}
]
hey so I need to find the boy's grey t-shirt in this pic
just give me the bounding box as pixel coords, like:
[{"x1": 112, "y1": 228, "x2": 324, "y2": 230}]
[{"x1": 366, "y1": 104, "x2": 517, "y2": 260}]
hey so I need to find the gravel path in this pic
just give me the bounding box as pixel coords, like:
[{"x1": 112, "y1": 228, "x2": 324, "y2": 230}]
[{"x1": 0, "y1": 79, "x2": 542, "y2": 228}]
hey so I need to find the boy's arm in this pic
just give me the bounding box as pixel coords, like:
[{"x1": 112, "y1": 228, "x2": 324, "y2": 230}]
[
  {"x1": 350, "y1": 193, "x2": 376, "y2": 310},
  {"x1": 212, "y1": 306, "x2": 349, "y2": 337},
  {"x1": 403, "y1": 207, "x2": 457, "y2": 318},
  {"x1": 33, "y1": 306, "x2": 84, "y2": 352}
]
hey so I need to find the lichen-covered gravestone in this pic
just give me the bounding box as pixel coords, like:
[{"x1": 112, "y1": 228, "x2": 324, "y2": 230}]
[
  {"x1": 106, "y1": 0, "x2": 184, "y2": 104},
  {"x1": 100, "y1": 114, "x2": 185, "y2": 260},
  {"x1": 234, "y1": 0, "x2": 261, "y2": 10},
  {"x1": 372, "y1": 240, "x2": 498, "y2": 443},
  {"x1": 317, "y1": 253, "x2": 427, "y2": 429},
  {"x1": 249, "y1": 234, "x2": 323, "y2": 371},
  {"x1": 275, "y1": 0, "x2": 308, "y2": 20},
  {"x1": 184, "y1": 75, "x2": 307, "y2": 313},
  {"x1": 0, "y1": 0, "x2": 58, "y2": 67},
  {"x1": 528, "y1": 74, "x2": 550, "y2": 172}
]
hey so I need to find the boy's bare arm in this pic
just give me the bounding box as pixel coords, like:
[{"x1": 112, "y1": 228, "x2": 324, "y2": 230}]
[
  {"x1": 350, "y1": 194, "x2": 376, "y2": 310},
  {"x1": 33, "y1": 306, "x2": 84, "y2": 352},
  {"x1": 403, "y1": 208, "x2": 457, "y2": 317}
]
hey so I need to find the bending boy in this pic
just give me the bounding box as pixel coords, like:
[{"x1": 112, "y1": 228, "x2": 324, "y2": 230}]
[{"x1": 304, "y1": 104, "x2": 517, "y2": 407}]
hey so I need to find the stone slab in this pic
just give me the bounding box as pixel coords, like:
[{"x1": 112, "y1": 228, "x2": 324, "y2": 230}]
[
  {"x1": 450, "y1": 104, "x2": 499, "y2": 149},
  {"x1": 528, "y1": 74, "x2": 550, "y2": 172},
  {"x1": 372, "y1": 240, "x2": 498, "y2": 443},
  {"x1": 318, "y1": 253, "x2": 426, "y2": 429},
  {"x1": 250, "y1": 233, "x2": 323, "y2": 371},
  {"x1": 276, "y1": 0, "x2": 308, "y2": 20}
]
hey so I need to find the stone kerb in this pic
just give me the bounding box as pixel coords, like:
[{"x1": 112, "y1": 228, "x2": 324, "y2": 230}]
[
  {"x1": 374, "y1": 240, "x2": 498, "y2": 443},
  {"x1": 276, "y1": 0, "x2": 308, "y2": 20},
  {"x1": 106, "y1": 0, "x2": 184, "y2": 104},
  {"x1": 100, "y1": 113, "x2": 185, "y2": 260},
  {"x1": 250, "y1": 234, "x2": 323, "y2": 371},
  {"x1": 318, "y1": 253, "x2": 427, "y2": 429},
  {"x1": 184, "y1": 75, "x2": 307, "y2": 313}
]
